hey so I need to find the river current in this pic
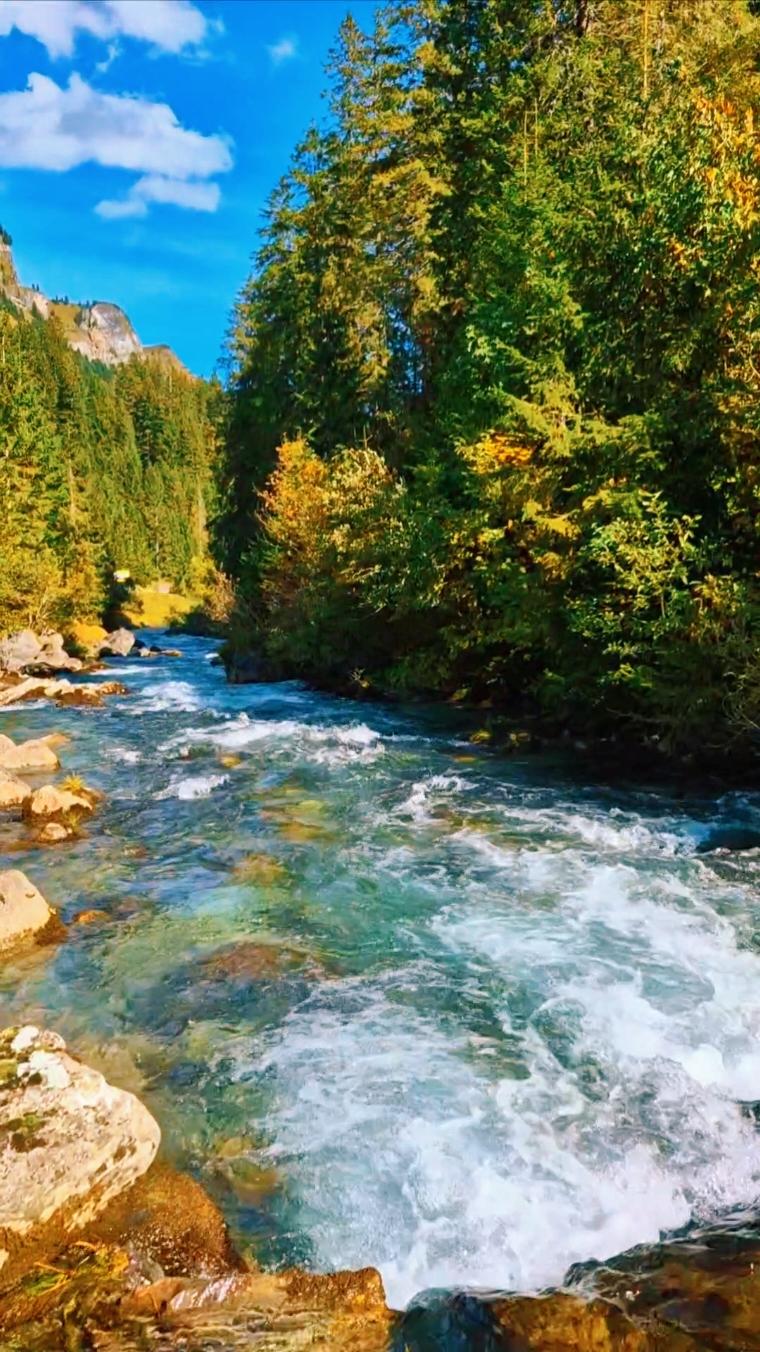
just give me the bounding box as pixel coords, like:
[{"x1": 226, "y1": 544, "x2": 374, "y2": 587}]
[{"x1": 2, "y1": 633, "x2": 760, "y2": 1309}]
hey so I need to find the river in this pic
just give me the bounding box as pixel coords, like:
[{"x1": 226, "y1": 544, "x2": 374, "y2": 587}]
[{"x1": 2, "y1": 632, "x2": 760, "y2": 1310}]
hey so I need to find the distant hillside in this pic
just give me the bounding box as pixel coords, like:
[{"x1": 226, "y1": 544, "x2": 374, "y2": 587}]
[{"x1": 0, "y1": 232, "x2": 186, "y2": 372}]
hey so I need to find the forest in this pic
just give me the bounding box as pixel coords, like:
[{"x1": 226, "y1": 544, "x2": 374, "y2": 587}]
[
  {"x1": 0, "y1": 302, "x2": 220, "y2": 634},
  {"x1": 1, "y1": 0, "x2": 758, "y2": 764},
  {"x1": 220, "y1": 0, "x2": 760, "y2": 763}
]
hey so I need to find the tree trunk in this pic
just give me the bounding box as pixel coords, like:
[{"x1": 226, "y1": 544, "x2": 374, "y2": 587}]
[{"x1": 575, "y1": 0, "x2": 591, "y2": 36}]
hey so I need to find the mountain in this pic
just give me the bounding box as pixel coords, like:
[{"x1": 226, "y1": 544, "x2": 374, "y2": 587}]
[{"x1": 0, "y1": 234, "x2": 185, "y2": 371}]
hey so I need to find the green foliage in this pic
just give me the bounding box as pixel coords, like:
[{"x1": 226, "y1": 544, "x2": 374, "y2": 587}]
[
  {"x1": 223, "y1": 0, "x2": 760, "y2": 762},
  {"x1": 0, "y1": 307, "x2": 220, "y2": 635}
]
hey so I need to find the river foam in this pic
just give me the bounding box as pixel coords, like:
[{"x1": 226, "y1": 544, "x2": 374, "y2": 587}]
[{"x1": 3, "y1": 633, "x2": 760, "y2": 1312}]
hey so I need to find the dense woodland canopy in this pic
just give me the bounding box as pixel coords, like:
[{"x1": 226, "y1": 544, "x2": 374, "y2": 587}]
[
  {"x1": 220, "y1": 0, "x2": 760, "y2": 761},
  {"x1": 0, "y1": 302, "x2": 220, "y2": 634}
]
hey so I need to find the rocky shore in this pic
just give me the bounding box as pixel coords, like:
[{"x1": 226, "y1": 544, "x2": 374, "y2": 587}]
[{"x1": 2, "y1": 627, "x2": 760, "y2": 1350}]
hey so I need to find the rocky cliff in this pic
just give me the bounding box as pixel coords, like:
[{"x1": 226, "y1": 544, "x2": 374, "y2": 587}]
[{"x1": 0, "y1": 236, "x2": 185, "y2": 371}]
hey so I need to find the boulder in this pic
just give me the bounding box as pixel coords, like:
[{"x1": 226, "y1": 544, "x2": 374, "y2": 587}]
[
  {"x1": 54, "y1": 682, "x2": 125, "y2": 706},
  {"x1": 30, "y1": 646, "x2": 83, "y2": 675},
  {"x1": 0, "y1": 1026, "x2": 160, "y2": 1284},
  {"x1": 488, "y1": 1292, "x2": 648, "y2": 1351},
  {"x1": 0, "y1": 736, "x2": 59, "y2": 772},
  {"x1": 86, "y1": 1162, "x2": 244, "y2": 1278},
  {"x1": 0, "y1": 772, "x2": 31, "y2": 812},
  {"x1": 0, "y1": 677, "x2": 71, "y2": 708},
  {"x1": 24, "y1": 782, "x2": 98, "y2": 827},
  {"x1": 99, "y1": 628, "x2": 135, "y2": 657},
  {"x1": 0, "y1": 871, "x2": 60, "y2": 950},
  {"x1": 32, "y1": 632, "x2": 82, "y2": 672},
  {"x1": 0, "y1": 631, "x2": 41, "y2": 674}
]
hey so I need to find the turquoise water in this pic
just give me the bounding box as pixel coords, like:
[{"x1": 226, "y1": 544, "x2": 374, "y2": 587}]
[{"x1": 2, "y1": 633, "x2": 760, "y2": 1308}]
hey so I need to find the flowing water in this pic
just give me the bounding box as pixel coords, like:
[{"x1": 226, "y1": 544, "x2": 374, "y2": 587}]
[{"x1": 2, "y1": 633, "x2": 760, "y2": 1310}]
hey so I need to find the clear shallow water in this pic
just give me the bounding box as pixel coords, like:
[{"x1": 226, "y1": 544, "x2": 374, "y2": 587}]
[{"x1": 2, "y1": 634, "x2": 760, "y2": 1308}]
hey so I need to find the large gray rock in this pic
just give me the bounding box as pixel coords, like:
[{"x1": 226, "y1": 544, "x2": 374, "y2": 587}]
[
  {"x1": 32, "y1": 632, "x2": 83, "y2": 674},
  {"x1": 0, "y1": 1026, "x2": 160, "y2": 1272},
  {"x1": 0, "y1": 630, "x2": 42, "y2": 673},
  {"x1": 100, "y1": 628, "x2": 135, "y2": 657},
  {"x1": 0, "y1": 870, "x2": 57, "y2": 949}
]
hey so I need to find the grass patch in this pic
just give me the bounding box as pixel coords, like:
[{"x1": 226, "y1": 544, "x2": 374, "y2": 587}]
[{"x1": 121, "y1": 586, "x2": 195, "y2": 629}]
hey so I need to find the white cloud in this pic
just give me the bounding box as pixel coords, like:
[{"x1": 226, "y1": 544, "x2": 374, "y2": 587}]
[
  {"x1": 0, "y1": 72, "x2": 232, "y2": 217},
  {"x1": 97, "y1": 173, "x2": 220, "y2": 218},
  {"x1": 0, "y1": 72, "x2": 231, "y2": 176},
  {"x1": 267, "y1": 35, "x2": 298, "y2": 67},
  {"x1": 0, "y1": 0, "x2": 208, "y2": 59}
]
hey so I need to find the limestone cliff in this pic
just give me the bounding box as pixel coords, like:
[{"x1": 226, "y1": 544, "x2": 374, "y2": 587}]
[{"x1": 0, "y1": 236, "x2": 185, "y2": 371}]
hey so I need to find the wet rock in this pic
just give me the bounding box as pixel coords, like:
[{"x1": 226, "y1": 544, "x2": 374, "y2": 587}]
[
  {"x1": 697, "y1": 827, "x2": 760, "y2": 854},
  {"x1": 566, "y1": 1224, "x2": 760, "y2": 1350},
  {"x1": 99, "y1": 628, "x2": 135, "y2": 657},
  {"x1": 0, "y1": 676, "x2": 123, "y2": 708},
  {"x1": 115, "y1": 1263, "x2": 392, "y2": 1350},
  {"x1": 224, "y1": 650, "x2": 271, "y2": 684},
  {"x1": 0, "y1": 735, "x2": 59, "y2": 772},
  {"x1": 213, "y1": 1144, "x2": 280, "y2": 1207},
  {"x1": 0, "y1": 771, "x2": 31, "y2": 811},
  {"x1": 200, "y1": 940, "x2": 311, "y2": 983},
  {"x1": 0, "y1": 871, "x2": 62, "y2": 951},
  {"x1": 74, "y1": 909, "x2": 110, "y2": 925},
  {"x1": 0, "y1": 1026, "x2": 160, "y2": 1289},
  {"x1": 232, "y1": 851, "x2": 288, "y2": 884},
  {"x1": 54, "y1": 680, "x2": 127, "y2": 706},
  {"x1": 488, "y1": 1291, "x2": 649, "y2": 1350},
  {"x1": 86, "y1": 1162, "x2": 244, "y2": 1278}
]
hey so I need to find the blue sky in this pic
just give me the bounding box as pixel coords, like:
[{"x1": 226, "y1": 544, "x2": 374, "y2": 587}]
[{"x1": 0, "y1": 0, "x2": 377, "y2": 374}]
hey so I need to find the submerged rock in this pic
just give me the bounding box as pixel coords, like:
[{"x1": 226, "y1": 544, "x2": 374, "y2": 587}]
[
  {"x1": 37, "y1": 821, "x2": 72, "y2": 844},
  {"x1": 0, "y1": 871, "x2": 62, "y2": 951},
  {"x1": 0, "y1": 1026, "x2": 160, "y2": 1288},
  {"x1": 200, "y1": 940, "x2": 309, "y2": 983},
  {"x1": 697, "y1": 826, "x2": 760, "y2": 854}
]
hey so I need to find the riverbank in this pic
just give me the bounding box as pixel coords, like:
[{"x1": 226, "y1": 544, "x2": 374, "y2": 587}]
[
  {"x1": 219, "y1": 639, "x2": 760, "y2": 791},
  {"x1": 2, "y1": 631, "x2": 760, "y2": 1348}
]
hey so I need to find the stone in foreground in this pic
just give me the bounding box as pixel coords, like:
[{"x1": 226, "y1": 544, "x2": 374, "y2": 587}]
[
  {"x1": 0, "y1": 1026, "x2": 160, "y2": 1282},
  {"x1": 0, "y1": 870, "x2": 60, "y2": 950}
]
